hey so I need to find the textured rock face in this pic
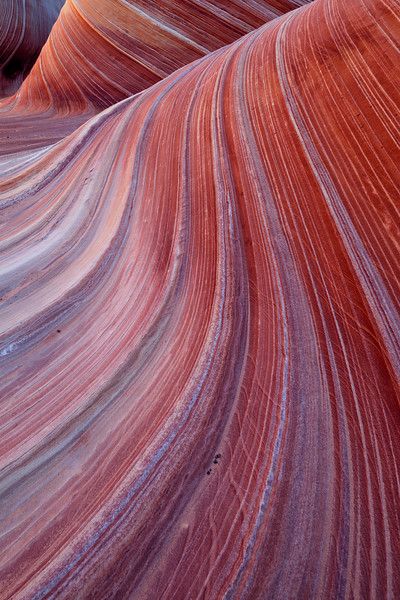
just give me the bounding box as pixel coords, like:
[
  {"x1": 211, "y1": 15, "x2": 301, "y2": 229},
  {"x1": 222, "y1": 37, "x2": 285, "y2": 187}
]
[
  {"x1": 0, "y1": 0, "x2": 399, "y2": 599},
  {"x1": 0, "y1": 0, "x2": 311, "y2": 155},
  {"x1": 0, "y1": 0, "x2": 65, "y2": 98},
  {"x1": 13, "y1": 0, "x2": 310, "y2": 111}
]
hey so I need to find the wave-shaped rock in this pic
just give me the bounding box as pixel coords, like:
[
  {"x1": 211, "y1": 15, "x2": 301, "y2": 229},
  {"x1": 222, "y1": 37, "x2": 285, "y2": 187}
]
[
  {"x1": 0, "y1": 0, "x2": 399, "y2": 598},
  {"x1": 15, "y1": 0, "x2": 310, "y2": 111},
  {"x1": 0, "y1": 0, "x2": 64, "y2": 99},
  {"x1": 0, "y1": 0, "x2": 311, "y2": 154}
]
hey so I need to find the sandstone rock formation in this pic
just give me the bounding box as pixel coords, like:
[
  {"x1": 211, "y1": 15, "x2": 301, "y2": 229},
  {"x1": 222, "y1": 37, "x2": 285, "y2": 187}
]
[
  {"x1": 0, "y1": 0, "x2": 399, "y2": 598},
  {"x1": 0, "y1": 0, "x2": 64, "y2": 98},
  {"x1": 0, "y1": 0, "x2": 311, "y2": 154}
]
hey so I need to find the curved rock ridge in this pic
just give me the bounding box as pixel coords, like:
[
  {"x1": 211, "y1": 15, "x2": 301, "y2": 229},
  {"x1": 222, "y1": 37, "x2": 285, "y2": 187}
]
[
  {"x1": 13, "y1": 0, "x2": 311, "y2": 111},
  {"x1": 0, "y1": 0, "x2": 311, "y2": 154},
  {"x1": 0, "y1": 0, "x2": 65, "y2": 99},
  {"x1": 0, "y1": 0, "x2": 399, "y2": 598}
]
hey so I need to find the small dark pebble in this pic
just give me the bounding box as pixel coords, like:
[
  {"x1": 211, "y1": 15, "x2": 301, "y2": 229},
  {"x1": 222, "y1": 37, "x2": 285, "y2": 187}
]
[
  {"x1": 57, "y1": 329, "x2": 61, "y2": 333},
  {"x1": 207, "y1": 470, "x2": 211, "y2": 475},
  {"x1": 215, "y1": 454, "x2": 221, "y2": 459},
  {"x1": 213, "y1": 459, "x2": 218, "y2": 464}
]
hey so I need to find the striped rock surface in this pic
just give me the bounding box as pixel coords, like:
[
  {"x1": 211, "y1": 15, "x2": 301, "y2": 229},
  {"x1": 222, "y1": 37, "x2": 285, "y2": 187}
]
[
  {"x1": 13, "y1": 0, "x2": 310, "y2": 111},
  {"x1": 0, "y1": 0, "x2": 64, "y2": 99},
  {"x1": 0, "y1": 0, "x2": 311, "y2": 154},
  {"x1": 0, "y1": 0, "x2": 399, "y2": 598}
]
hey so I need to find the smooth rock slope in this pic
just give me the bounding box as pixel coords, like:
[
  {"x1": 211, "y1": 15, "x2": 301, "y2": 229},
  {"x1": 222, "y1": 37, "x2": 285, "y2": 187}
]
[
  {"x1": 0, "y1": 0, "x2": 311, "y2": 154},
  {"x1": 0, "y1": 0, "x2": 399, "y2": 598}
]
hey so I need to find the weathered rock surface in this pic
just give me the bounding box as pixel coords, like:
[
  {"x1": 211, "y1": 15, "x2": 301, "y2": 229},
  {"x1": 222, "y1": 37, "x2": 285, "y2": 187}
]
[
  {"x1": 0, "y1": 0, "x2": 399, "y2": 598},
  {"x1": 0, "y1": 0, "x2": 64, "y2": 98}
]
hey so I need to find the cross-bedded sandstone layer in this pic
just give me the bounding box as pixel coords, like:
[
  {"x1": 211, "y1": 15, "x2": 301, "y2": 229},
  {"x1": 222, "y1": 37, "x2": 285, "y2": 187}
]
[
  {"x1": 0, "y1": 0, "x2": 399, "y2": 598},
  {"x1": 0, "y1": 0, "x2": 64, "y2": 99},
  {"x1": 0, "y1": 0, "x2": 311, "y2": 154}
]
